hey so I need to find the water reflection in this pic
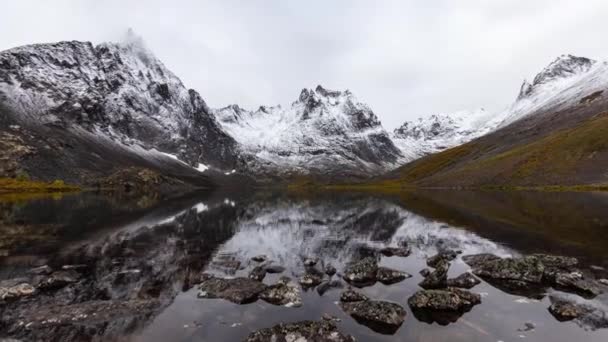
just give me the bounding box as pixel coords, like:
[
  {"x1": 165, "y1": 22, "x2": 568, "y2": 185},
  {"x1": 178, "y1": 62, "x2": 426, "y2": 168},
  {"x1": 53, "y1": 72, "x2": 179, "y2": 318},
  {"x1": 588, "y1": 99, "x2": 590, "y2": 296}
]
[{"x1": 0, "y1": 191, "x2": 607, "y2": 342}]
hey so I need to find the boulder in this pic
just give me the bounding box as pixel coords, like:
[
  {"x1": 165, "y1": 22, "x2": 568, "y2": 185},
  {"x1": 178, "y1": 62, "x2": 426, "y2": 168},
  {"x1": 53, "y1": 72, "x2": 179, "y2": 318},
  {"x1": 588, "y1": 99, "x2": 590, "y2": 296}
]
[
  {"x1": 324, "y1": 264, "x2": 337, "y2": 276},
  {"x1": 245, "y1": 320, "x2": 355, "y2": 342},
  {"x1": 547, "y1": 295, "x2": 608, "y2": 329},
  {"x1": 419, "y1": 259, "x2": 449, "y2": 289},
  {"x1": 447, "y1": 272, "x2": 481, "y2": 289},
  {"x1": 249, "y1": 265, "x2": 267, "y2": 281},
  {"x1": 298, "y1": 273, "x2": 323, "y2": 288},
  {"x1": 339, "y1": 300, "x2": 406, "y2": 334},
  {"x1": 303, "y1": 257, "x2": 319, "y2": 267},
  {"x1": 260, "y1": 281, "x2": 302, "y2": 307},
  {"x1": 376, "y1": 267, "x2": 411, "y2": 285},
  {"x1": 553, "y1": 272, "x2": 602, "y2": 298},
  {"x1": 427, "y1": 250, "x2": 458, "y2": 268},
  {"x1": 251, "y1": 255, "x2": 268, "y2": 263},
  {"x1": 343, "y1": 257, "x2": 378, "y2": 286},
  {"x1": 264, "y1": 265, "x2": 285, "y2": 274},
  {"x1": 462, "y1": 253, "x2": 502, "y2": 268},
  {"x1": 380, "y1": 246, "x2": 411, "y2": 257},
  {"x1": 408, "y1": 287, "x2": 481, "y2": 312},
  {"x1": 198, "y1": 274, "x2": 267, "y2": 304},
  {"x1": 471, "y1": 256, "x2": 545, "y2": 284},
  {"x1": 340, "y1": 289, "x2": 369, "y2": 303}
]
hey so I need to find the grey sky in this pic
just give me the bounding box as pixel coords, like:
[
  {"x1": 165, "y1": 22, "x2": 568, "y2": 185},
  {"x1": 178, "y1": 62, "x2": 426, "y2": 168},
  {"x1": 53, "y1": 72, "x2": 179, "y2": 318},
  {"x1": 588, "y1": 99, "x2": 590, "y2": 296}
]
[{"x1": 3, "y1": 0, "x2": 608, "y2": 129}]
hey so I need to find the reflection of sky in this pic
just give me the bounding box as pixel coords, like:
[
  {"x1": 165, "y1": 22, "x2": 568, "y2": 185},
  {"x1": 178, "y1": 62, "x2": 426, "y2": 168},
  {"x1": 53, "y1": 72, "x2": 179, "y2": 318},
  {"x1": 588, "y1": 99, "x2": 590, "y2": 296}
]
[{"x1": 212, "y1": 199, "x2": 516, "y2": 274}]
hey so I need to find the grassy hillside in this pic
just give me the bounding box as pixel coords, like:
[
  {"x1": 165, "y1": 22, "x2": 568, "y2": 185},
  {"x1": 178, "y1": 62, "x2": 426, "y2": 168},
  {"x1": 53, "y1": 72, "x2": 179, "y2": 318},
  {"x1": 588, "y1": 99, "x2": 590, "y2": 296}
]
[{"x1": 388, "y1": 110, "x2": 608, "y2": 189}]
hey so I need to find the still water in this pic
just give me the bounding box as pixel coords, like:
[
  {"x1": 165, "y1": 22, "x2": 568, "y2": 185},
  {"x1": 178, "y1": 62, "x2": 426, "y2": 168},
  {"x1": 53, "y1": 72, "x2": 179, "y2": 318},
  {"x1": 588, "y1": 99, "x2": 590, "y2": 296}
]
[{"x1": 1, "y1": 190, "x2": 607, "y2": 341}]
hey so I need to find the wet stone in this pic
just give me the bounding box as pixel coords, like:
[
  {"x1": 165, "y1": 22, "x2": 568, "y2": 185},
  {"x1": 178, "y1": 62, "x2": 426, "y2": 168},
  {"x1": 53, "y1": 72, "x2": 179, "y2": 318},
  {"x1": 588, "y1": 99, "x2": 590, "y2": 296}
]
[
  {"x1": 298, "y1": 273, "x2": 323, "y2": 288},
  {"x1": 340, "y1": 289, "x2": 369, "y2": 303},
  {"x1": 447, "y1": 272, "x2": 481, "y2": 289},
  {"x1": 198, "y1": 274, "x2": 267, "y2": 304},
  {"x1": 303, "y1": 257, "x2": 319, "y2": 267},
  {"x1": 343, "y1": 257, "x2": 378, "y2": 286},
  {"x1": 419, "y1": 259, "x2": 449, "y2": 289},
  {"x1": 264, "y1": 265, "x2": 285, "y2": 274},
  {"x1": 28, "y1": 265, "x2": 52, "y2": 275},
  {"x1": 324, "y1": 264, "x2": 337, "y2": 276},
  {"x1": 462, "y1": 253, "x2": 502, "y2": 268},
  {"x1": 599, "y1": 279, "x2": 608, "y2": 286},
  {"x1": 339, "y1": 299, "x2": 406, "y2": 334},
  {"x1": 317, "y1": 280, "x2": 344, "y2": 296},
  {"x1": 427, "y1": 250, "x2": 458, "y2": 268},
  {"x1": 251, "y1": 255, "x2": 268, "y2": 263},
  {"x1": 249, "y1": 265, "x2": 267, "y2": 282},
  {"x1": 408, "y1": 287, "x2": 481, "y2": 312},
  {"x1": 0, "y1": 283, "x2": 36, "y2": 301},
  {"x1": 471, "y1": 256, "x2": 545, "y2": 284},
  {"x1": 260, "y1": 281, "x2": 302, "y2": 307},
  {"x1": 376, "y1": 267, "x2": 412, "y2": 285},
  {"x1": 420, "y1": 268, "x2": 431, "y2": 277},
  {"x1": 553, "y1": 272, "x2": 602, "y2": 298},
  {"x1": 245, "y1": 320, "x2": 355, "y2": 342},
  {"x1": 380, "y1": 246, "x2": 411, "y2": 257},
  {"x1": 36, "y1": 270, "x2": 80, "y2": 290}
]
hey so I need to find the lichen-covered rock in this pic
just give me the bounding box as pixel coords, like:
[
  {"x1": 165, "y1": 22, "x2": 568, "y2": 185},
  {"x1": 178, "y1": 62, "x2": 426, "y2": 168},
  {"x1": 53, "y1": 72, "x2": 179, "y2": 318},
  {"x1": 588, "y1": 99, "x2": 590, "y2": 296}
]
[
  {"x1": 427, "y1": 250, "x2": 458, "y2": 268},
  {"x1": 471, "y1": 256, "x2": 545, "y2": 284},
  {"x1": 462, "y1": 253, "x2": 502, "y2": 268},
  {"x1": 324, "y1": 264, "x2": 337, "y2": 276},
  {"x1": 260, "y1": 281, "x2": 302, "y2": 307},
  {"x1": 198, "y1": 275, "x2": 267, "y2": 304},
  {"x1": 447, "y1": 272, "x2": 481, "y2": 289},
  {"x1": 376, "y1": 267, "x2": 411, "y2": 285},
  {"x1": 244, "y1": 320, "x2": 355, "y2": 342},
  {"x1": 343, "y1": 257, "x2": 378, "y2": 286},
  {"x1": 340, "y1": 289, "x2": 369, "y2": 303},
  {"x1": 249, "y1": 265, "x2": 268, "y2": 281},
  {"x1": 298, "y1": 273, "x2": 323, "y2": 288},
  {"x1": 408, "y1": 287, "x2": 481, "y2": 312},
  {"x1": 553, "y1": 272, "x2": 602, "y2": 298},
  {"x1": 339, "y1": 300, "x2": 406, "y2": 334},
  {"x1": 419, "y1": 259, "x2": 449, "y2": 289}
]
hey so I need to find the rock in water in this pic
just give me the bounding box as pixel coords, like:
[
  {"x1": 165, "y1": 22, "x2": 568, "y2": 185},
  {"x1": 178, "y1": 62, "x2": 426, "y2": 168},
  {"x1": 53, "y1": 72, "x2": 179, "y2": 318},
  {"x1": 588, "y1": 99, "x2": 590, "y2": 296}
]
[
  {"x1": 245, "y1": 320, "x2": 355, "y2": 342},
  {"x1": 427, "y1": 250, "x2": 458, "y2": 268},
  {"x1": 419, "y1": 259, "x2": 449, "y2": 289},
  {"x1": 340, "y1": 289, "x2": 369, "y2": 303},
  {"x1": 553, "y1": 272, "x2": 602, "y2": 298},
  {"x1": 251, "y1": 255, "x2": 268, "y2": 263},
  {"x1": 303, "y1": 257, "x2": 319, "y2": 267},
  {"x1": 408, "y1": 287, "x2": 481, "y2": 311},
  {"x1": 324, "y1": 264, "x2": 337, "y2": 276},
  {"x1": 462, "y1": 253, "x2": 502, "y2": 268},
  {"x1": 339, "y1": 300, "x2": 406, "y2": 334},
  {"x1": 317, "y1": 280, "x2": 344, "y2": 296},
  {"x1": 298, "y1": 273, "x2": 323, "y2": 288},
  {"x1": 260, "y1": 282, "x2": 302, "y2": 307},
  {"x1": 36, "y1": 270, "x2": 81, "y2": 290},
  {"x1": 447, "y1": 272, "x2": 481, "y2": 289},
  {"x1": 471, "y1": 256, "x2": 545, "y2": 284},
  {"x1": 343, "y1": 257, "x2": 378, "y2": 286},
  {"x1": 249, "y1": 265, "x2": 268, "y2": 281},
  {"x1": 264, "y1": 265, "x2": 285, "y2": 274},
  {"x1": 380, "y1": 246, "x2": 411, "y2": 257},
  {"x1": 376, "y1": 267, "x2": 412, "y2": 285},
  {"x1": 198, "y1": 275, "x2": 267, "y2": 304},
  {"x1": 547, "y1": 294, "x2": 608, "y2": 330}
]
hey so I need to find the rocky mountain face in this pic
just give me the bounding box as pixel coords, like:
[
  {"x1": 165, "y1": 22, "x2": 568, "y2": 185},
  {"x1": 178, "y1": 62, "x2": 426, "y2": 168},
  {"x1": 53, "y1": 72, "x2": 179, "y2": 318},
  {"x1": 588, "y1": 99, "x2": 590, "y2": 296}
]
[
  {"x1": 386, "y1": 54, "x2": 608, "y2": 188},
  {"x1": 0, "y1": 32, "x2": 240, "y2": 187},
  {"x1": 213, "y1": 85, "x2": 404, "y2": 180}
]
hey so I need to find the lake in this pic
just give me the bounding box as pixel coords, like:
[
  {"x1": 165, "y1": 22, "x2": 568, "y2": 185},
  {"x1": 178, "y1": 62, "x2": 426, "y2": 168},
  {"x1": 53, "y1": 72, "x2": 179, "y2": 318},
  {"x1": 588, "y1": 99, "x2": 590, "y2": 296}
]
[{"x1": 1, "y1": 190, "x2": 607, "y2": 341}]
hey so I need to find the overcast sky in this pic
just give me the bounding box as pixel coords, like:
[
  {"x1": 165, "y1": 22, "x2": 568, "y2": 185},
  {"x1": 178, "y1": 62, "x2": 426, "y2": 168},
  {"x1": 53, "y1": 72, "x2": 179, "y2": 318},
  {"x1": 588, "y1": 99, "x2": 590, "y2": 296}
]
[{"x1": 3, "y1": 0, "x2": 608, "y2": 128}]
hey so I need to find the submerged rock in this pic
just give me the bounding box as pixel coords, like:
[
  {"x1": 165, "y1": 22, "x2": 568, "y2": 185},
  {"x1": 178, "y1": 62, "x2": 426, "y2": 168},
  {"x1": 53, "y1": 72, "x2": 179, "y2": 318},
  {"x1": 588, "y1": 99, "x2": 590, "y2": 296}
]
[
  {"x1": 251, "y1": 255, "x2": 268, "y2": 263},
  {"x1": 340, "y1": 289, "x2": 369, "y2": 303},
  {"x1": 376, "y1": 267, "x2": 411, "y2": 285},
  {"x1": 317, "y1": 280, "x2": 344, "y2": 296},
  {"x1": 260, "y1": 281, "x2": 302, "y2": 307},
  {"x1": 419, "y1": 259, "x2": 449, "y2": 289},
  {"x1": 343, "y1": 257, "x2": 378, "y2": 286},
  {"x1": 339, "y1": 300, "x2": 406, "y2": 334},
  {"x1": 380, "y1": 246, "x2": 411, "y2": 257},
  {"x1": 447, "y1": 272, "x2": 481, "y2": 289},
  {"x1": 245, "y1": 320, "x2": 355, "y2": 342},
  {"x1": 198, "y1": 274, "x2": 267, "y2": 304},
  {"x1": 303, "y1": 257, "x2": 319, "y2": 267},
  {"x1": 324, "y1": 264, "x2": 337, "y2": 276},
  {"x1": 264, "y1": 265, "x2": 285, "y2": 274}
]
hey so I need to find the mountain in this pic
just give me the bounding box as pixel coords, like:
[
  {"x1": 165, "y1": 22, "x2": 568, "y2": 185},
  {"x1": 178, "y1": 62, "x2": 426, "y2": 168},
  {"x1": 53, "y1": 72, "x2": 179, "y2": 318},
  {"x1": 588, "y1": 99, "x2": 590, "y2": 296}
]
[
  {"x1": 384, "y1": 54, "x2": 608, "y2": 188},
  {"x1": 391, "y1": 109, "x2": 494, "y2": 161},
  {"x1": 213, "y1": 85, "x2": 404, "y2": 180},
  {"x1": 0, "y1": 32, "x2": 242, "y2": 189}
]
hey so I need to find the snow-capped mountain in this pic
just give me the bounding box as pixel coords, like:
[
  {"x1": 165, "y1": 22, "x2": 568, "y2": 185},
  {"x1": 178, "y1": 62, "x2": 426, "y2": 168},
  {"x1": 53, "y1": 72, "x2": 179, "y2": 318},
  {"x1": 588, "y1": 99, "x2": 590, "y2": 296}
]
[
  {"x1": 0, "y1": 31, "x2": 239, "y2": 174},
  {"x1": 213, "y1": 85, "x2": 404, "y2": 179},
  {"x1": 392, "y1": 54, "x2": 607, "y2": 161}
]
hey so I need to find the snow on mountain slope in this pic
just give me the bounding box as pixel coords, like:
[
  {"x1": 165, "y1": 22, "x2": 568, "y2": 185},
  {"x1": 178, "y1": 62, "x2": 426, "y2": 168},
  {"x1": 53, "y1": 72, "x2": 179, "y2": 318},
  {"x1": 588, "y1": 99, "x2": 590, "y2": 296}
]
[
  {"x1": 213, "y1": 85, "x2": 404, "y2": 179},
  {"x1": 392, "y1": 54, "x2": 608, "y2": 161},
  {"x1": 0, "y1": 31, "x2": 239, "y2": 173}
]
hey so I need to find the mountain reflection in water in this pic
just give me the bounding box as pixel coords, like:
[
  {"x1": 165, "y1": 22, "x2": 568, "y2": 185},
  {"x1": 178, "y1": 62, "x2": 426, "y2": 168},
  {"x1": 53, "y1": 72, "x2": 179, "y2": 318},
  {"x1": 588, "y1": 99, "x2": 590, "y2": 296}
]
[{"x1": 0, "y1": 190, "x2": 607, "y2": 341}]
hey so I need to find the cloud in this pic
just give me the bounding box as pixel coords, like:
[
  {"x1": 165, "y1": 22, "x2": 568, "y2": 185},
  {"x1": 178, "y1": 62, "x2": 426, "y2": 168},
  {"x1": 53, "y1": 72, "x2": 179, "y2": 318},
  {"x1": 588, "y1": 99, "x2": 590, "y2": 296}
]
[{"x1": 2, "y1": 0, "x2": 608, "y2": 128}]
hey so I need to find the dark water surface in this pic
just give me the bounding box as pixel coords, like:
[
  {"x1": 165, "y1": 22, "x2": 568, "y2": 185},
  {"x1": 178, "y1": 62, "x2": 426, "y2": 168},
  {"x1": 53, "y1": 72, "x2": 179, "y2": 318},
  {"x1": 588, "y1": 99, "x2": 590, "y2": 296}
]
[{"x1": 1, "y1": 190, "x2": 607, "y2": 341}]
